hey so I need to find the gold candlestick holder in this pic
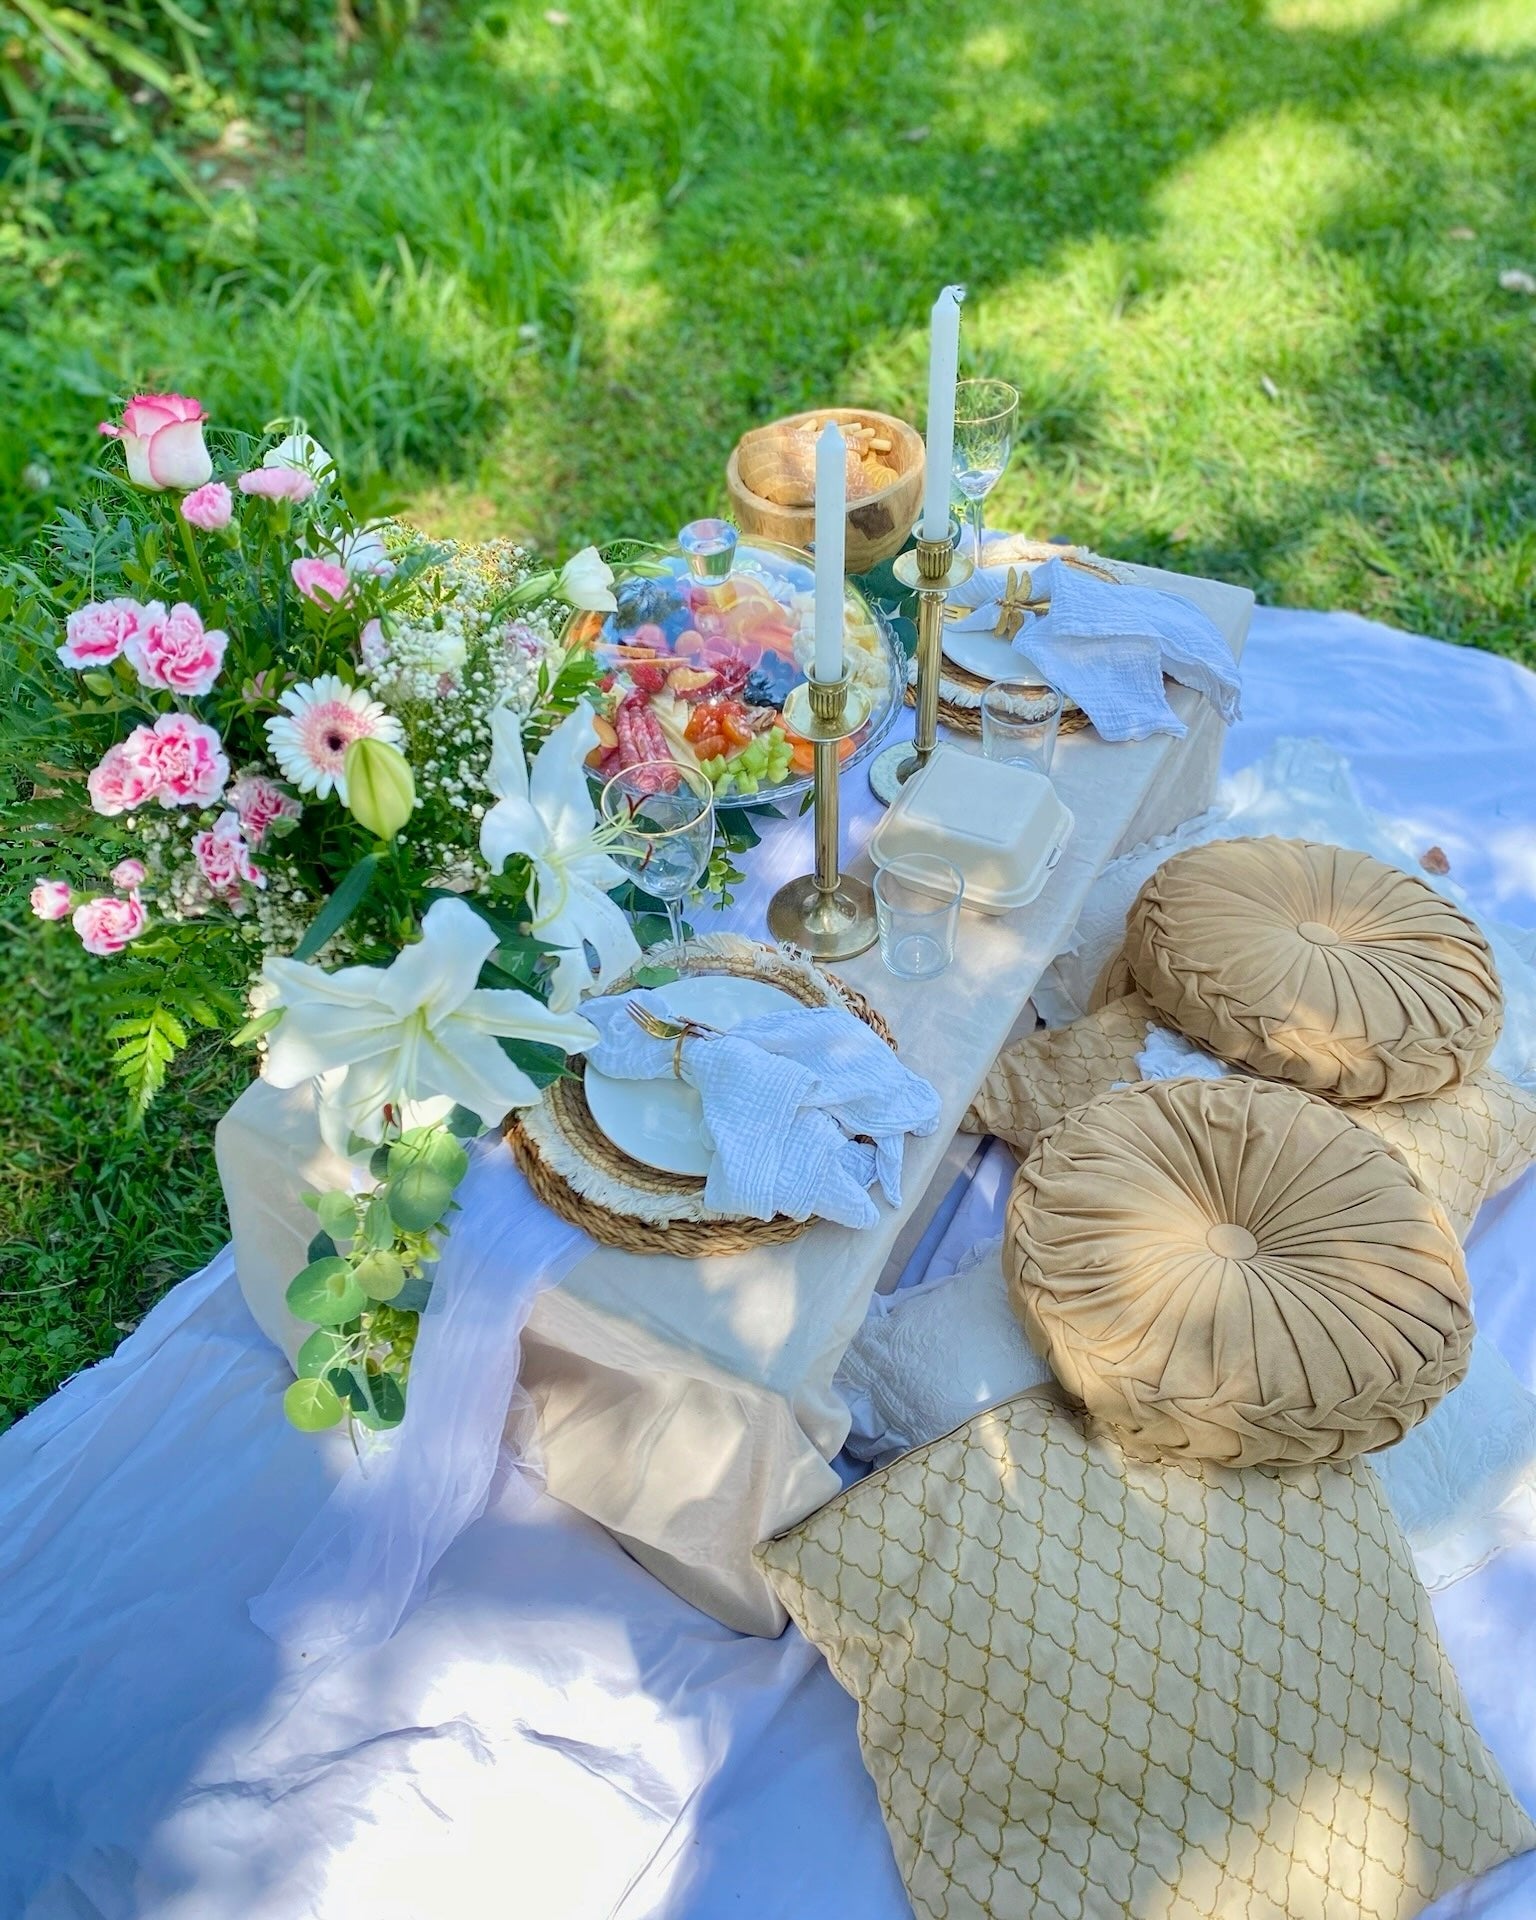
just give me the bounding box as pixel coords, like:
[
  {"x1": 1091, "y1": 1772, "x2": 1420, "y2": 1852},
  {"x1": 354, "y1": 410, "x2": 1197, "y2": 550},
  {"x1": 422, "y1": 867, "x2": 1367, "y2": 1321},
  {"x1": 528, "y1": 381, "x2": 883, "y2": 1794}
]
[
  {"x1": 868, "y1": 522, "x2": 974, "y2": 807},
  {"x1": 766, "y1": 672, "x2": 878, "y2": 961}
]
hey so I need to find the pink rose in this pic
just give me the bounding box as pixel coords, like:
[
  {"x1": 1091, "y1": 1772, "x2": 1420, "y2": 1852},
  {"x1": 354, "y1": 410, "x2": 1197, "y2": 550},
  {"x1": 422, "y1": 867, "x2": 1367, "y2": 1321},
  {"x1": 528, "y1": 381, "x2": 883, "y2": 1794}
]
[
  {"x1": 87, "y1": 738, "x2": 159, "y2": 817},
  {"x1": 30, "y1": 880, "x2": 72, "y2": 920},
  {"x1": 239, "y1": 467, "x2": 316, "y2": 503},
  {"x1": 98, "y1": 394, "x2": 212, "y2": 491},
  {"x1": 141, "y1": 712, "x2": 230, "y2": 808},
  {"x1": 110, "y1": 858, "x2": 147, "y2": 891},
  {"x1": 125, "y1": 601, "x2": 228, "y2": 697},
  {"x1": 226, "y1": 772, "x2": 300, "y2": 846},
  {"x1": 291, "y1": 557, "x2": 353, "y2": 608},
  {"x1": 59, "y1": 598, "x2": 144, "y2": 671},
  {"x1": 193, "y1": 810, "x2": 264, "y2": 899},
  {"x1": 72, "y1": 893, "x2": 148, "y2": 957},
  {"x1": 181, "y1": 481, "x2": 233, "y2": 531}
]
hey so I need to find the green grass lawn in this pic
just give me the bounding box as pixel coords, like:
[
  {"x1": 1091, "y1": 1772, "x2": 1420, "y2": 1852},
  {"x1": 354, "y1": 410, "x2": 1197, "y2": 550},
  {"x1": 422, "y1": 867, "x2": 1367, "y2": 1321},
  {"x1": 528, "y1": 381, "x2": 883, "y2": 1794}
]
[{"x1": 3, "y1": 0, "x2": 1534, "y2": 1425}]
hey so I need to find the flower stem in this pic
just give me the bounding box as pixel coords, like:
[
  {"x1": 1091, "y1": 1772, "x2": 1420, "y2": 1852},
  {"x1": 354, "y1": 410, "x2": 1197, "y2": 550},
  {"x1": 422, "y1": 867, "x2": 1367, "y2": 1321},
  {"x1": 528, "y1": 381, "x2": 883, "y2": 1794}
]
[{"x1": 176, "y1": 509, "x2": 210, "y2": 605}]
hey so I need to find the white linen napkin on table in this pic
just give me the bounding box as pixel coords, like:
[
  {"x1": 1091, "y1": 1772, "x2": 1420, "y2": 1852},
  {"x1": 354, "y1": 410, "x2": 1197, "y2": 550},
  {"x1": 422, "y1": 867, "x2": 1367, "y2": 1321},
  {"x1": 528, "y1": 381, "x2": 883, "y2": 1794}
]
[
  {"x1": 946, "y1": 555, "x2": 1242, "y2": 742},
  {"x1": 583, "y1": 993, "x2": 941, "y2": 1229}
]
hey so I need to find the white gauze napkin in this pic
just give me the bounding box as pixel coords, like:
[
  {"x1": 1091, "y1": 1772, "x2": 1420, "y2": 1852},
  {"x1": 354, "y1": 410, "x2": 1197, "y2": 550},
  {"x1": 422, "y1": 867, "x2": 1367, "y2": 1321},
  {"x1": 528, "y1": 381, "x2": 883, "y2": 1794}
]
[
  {"x1": 583, "y1": 993, "x2": 941, "y2": 1228},
  {"x1": 946, "y1": 555, "x2": 1241, "y2": 742}
]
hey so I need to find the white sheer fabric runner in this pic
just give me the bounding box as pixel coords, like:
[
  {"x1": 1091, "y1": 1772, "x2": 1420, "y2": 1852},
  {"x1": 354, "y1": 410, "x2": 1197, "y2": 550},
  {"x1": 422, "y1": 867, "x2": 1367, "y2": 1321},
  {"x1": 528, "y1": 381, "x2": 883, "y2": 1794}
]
[{"x1": 249, "y1": 1142, "x2": 592, "y2": 1654}]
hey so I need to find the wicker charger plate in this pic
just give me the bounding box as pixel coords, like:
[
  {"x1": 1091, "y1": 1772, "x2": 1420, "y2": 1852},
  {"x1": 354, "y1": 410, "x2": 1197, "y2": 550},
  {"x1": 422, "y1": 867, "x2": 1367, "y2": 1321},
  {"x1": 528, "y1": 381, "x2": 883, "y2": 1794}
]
[
  {"x1": 902, "y1": 536, "x2": 1140, "y2": 739},
  {"x1": 503, "y1": 933, "x2": 896, "y2": 1256}
]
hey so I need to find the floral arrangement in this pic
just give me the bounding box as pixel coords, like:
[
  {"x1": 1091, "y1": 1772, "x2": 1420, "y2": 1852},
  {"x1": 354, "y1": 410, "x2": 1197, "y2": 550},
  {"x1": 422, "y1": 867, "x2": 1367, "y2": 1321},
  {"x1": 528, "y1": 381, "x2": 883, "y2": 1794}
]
[{"x1": 1, "y1": 393, "x2": 653, "y2": 1434}]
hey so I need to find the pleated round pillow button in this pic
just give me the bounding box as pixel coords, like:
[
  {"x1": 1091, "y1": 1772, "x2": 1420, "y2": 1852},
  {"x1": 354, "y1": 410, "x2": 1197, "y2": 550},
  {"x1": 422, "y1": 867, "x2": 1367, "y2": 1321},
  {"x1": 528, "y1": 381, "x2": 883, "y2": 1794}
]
[
  {"x1": 1005, "y1": 1076, "x2": 1473, "y2": 1467},
  {"x1": 1123, "y1": 837, "x2": 1504, "y2": 1103}
]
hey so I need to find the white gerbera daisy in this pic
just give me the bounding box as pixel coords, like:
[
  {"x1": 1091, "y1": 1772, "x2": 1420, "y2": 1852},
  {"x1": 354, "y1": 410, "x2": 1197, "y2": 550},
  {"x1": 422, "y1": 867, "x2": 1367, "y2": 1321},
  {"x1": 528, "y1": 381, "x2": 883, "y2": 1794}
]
[{"x1": 264, "y1": 674, "x2": 404, "y2": 802}]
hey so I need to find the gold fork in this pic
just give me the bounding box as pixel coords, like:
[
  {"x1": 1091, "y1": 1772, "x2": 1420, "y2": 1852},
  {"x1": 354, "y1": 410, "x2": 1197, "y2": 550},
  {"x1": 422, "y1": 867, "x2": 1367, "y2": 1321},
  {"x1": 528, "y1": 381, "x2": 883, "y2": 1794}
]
[{"x1": 625, "y1": 998, "x2": 724, "y2": 1078}]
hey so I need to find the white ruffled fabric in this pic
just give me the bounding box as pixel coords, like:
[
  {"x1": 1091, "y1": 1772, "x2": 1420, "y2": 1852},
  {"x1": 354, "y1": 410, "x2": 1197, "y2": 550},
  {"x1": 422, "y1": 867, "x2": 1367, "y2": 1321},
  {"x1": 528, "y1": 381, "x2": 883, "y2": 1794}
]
[
  {"x1": 583, "y1": 993, "x2": 941, "y2": 1228},
  {"x1": 250, "y1": 1139, "x2": 593, "y2": 1657},
  {"x1": 946, "y1": 555, "x2": 1242, "y2": 742}
]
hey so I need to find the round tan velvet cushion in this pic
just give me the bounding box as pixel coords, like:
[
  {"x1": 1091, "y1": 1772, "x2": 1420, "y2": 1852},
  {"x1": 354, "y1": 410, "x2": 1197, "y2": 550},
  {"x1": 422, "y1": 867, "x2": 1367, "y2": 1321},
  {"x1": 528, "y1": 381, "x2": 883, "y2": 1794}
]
[
  {"x1": 1006, "y1": 1076, "x2": 1472, "y2": 1467},
  {"x1": 1123, "y1": 838, "x2": 1502, "y2": 1103}
]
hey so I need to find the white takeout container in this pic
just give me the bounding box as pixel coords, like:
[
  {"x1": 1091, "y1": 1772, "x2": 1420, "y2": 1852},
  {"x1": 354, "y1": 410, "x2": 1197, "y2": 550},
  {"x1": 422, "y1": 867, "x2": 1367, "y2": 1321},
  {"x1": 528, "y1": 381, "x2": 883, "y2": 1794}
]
[{"x1": 867, "y1": 745, "x2": 1073, "y2": 914}]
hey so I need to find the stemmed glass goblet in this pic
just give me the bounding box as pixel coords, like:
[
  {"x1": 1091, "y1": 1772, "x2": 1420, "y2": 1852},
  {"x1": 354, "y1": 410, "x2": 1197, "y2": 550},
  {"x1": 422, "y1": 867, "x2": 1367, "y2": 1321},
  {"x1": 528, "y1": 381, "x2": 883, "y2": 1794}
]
[
  {"x1": 952, "y1": 378, "x2": 1020, "y2": 570},
  {"x1": 598, "y1": 759, "x2": 716, "y2": 961}
]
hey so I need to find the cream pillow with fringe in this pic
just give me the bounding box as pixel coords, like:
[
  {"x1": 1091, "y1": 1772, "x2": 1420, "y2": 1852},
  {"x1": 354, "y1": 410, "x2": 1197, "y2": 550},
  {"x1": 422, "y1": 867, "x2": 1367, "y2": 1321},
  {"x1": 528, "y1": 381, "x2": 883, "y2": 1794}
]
[
  {"x1": 756, "y1": 1391, "x2": 1535, "y2": 1920},
  {"x1": 963, "y1": 991, "x2": 1536, "y2": 1242}
]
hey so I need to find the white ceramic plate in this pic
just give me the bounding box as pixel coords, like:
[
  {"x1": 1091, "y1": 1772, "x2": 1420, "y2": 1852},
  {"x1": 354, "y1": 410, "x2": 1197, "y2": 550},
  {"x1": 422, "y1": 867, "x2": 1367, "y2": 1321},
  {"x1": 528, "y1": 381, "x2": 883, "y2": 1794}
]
[
  {"x1": 940, "y1": 622, "x2": 1049, "y2": 684},
  {"x1": 583, "y1": 974, "x2": 800, "y2": 1177}
]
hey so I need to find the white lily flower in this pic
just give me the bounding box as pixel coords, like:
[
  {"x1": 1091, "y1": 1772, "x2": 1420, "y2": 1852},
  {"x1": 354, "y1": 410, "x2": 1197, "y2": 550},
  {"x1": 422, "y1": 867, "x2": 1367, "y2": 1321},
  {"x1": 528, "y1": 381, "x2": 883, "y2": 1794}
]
[
  {"x1": 479, "y1": 700, "x2": 641, "y2": 1009},
  {"x1": 260, "y1": 896, "x2": 597, "y2": 1146},
  {"x1": 558, "y1": 545, "x2": 617, "y2": 612}
]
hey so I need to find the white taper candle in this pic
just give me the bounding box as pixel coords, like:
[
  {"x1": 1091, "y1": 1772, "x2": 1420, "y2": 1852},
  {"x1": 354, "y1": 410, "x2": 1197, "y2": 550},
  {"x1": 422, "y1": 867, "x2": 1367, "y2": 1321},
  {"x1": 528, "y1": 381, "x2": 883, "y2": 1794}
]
[
  {"x1": 813, "y1": 420, "x2": 847, "y2": 683},
  {"x1": 921, "y1": 284, "x2": 964, "y2": 541}
]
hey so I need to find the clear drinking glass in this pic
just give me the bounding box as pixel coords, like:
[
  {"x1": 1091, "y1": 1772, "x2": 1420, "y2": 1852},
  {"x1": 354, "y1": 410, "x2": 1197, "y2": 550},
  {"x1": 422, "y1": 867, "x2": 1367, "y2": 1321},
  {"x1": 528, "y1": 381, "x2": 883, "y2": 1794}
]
[
  {"x1": 952, "y1": 378, "x2": 1020, "y2": 569},
  {"x1": 874, "y1": 855, "x2": 965, "y2": 980},
  {"x1": 980, "y1": 677, "x2": 1064, "y2": 775},
  {"x1": 599, "y1": 760, "x2": 715, "y2": 958}
]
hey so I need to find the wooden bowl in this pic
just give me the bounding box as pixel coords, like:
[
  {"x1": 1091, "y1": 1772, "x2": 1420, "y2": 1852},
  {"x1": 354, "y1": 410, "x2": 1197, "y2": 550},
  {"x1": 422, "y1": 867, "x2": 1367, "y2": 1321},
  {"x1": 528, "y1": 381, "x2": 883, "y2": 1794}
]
[{"x1": 726, "y1": 406, "x2": 925, "y2": 576}]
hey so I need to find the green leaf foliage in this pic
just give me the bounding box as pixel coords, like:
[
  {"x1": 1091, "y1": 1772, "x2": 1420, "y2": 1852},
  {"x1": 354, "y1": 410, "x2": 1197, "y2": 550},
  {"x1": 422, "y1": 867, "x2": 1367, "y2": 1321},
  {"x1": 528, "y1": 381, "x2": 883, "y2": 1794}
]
[
  {"x1": 283, "y1": 1376, "x2": 346, "y2": 1432},
  {"x1": 352, "y1": 1249, "x2": 405, "y2": 1301},
  {"x1": 354, "y1": 1372, "x2": 406, "y2": 1431},
  {"x1": 290, "y1": 852, "x2": 380, "y2": 963},
  {"x1": 286, "y1": 1256, "x2": 367, "y2": 1327},
  {"x1": 315, "y1": 1190, "x2": 359, "y2": 1242},
  {"x1": 387, "y1": 1164, "x2": 455, "y2": 1234},
  {"x1": 107, "y1": 1006, "x2": 188, "y2": 1119},
  {"x1": 296, "y1": 1326, "x2": 353, "y2": 1378}
]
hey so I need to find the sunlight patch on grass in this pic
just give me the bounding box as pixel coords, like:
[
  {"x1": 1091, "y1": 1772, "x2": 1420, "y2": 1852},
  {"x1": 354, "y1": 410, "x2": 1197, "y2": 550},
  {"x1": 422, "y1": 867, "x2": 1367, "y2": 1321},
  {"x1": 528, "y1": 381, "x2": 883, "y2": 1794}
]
[
  {"x1": 1269, "y1": 0, "x2": 1409, "y2": 28},
  {"x1": 1411, "y1": 0, "x2": 1536, "y2": 52}
]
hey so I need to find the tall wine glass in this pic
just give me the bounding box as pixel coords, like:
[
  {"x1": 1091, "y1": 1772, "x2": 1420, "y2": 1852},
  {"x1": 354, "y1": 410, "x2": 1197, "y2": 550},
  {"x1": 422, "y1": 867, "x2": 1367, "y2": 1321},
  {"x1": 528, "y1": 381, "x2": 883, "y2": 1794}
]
[
  {"x1": 599, "y1": 759, "x2": 716, "y2": 960},
  {"x1": 952, "y1": 378, "x2": 1020, "y2": 569}
]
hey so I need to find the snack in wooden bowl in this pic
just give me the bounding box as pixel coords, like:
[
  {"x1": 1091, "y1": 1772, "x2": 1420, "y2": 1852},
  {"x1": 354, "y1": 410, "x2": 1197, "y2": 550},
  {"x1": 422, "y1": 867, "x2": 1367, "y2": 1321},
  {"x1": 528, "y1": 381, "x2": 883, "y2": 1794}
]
[{"x1": 726, "y1": 406, "x2": 925, "y2": 575}]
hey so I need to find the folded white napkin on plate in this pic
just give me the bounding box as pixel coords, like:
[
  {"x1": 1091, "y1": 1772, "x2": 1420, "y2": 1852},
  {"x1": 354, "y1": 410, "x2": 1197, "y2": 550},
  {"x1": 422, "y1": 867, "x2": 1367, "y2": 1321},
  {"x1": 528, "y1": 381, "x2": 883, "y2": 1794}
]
[
  {"x1": 946, "y1": 555, "x2": 1241, "y2": 742},
  {"x1": 583, "y1": 992, "x2": 941, "y2": 1228}
]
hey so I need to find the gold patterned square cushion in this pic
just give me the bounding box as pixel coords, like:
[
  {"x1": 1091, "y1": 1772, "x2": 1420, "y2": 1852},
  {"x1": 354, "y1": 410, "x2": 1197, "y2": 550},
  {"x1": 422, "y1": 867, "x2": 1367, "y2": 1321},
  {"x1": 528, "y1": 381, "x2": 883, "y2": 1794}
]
[
  {"x1": 964, "y1": 992, "x2": 1536, "y2": 1242},
  {"x1": 757, "y1": 1392, "x2": 1535, "y2": 1920}
]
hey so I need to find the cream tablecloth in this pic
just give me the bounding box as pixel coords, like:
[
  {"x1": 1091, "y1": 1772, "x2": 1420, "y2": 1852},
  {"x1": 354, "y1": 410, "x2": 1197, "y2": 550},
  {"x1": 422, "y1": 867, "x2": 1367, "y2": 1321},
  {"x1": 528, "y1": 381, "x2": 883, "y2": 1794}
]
[{"x1": 218, "y1": 561, "x2": 1252, "y2": 1633}]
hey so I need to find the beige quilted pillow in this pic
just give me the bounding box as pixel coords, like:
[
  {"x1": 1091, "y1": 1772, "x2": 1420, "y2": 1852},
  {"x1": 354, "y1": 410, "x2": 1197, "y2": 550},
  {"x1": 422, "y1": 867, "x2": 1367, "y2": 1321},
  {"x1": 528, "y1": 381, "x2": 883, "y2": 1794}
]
[
  {"x1": 1008, "y1": 1077, "x2": 1471, "y2": 1466},
  {"x1": 964, "y1": 991, "x2": 1536, "y2": 1241},
  {"x1": 757, "y1": 1392, "x2": 1534, "y2": 1920},
  {"x1": 1125, "y1": 839, "x2": 1503, "y2": 1103}
]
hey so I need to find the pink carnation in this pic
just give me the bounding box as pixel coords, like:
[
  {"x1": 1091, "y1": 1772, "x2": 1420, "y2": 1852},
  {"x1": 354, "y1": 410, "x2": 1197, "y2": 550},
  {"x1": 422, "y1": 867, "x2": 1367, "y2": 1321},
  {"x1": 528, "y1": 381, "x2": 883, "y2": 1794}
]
[
  {"x1": 239, "y1": 467, "x2": 316, "y2": 503},
  {"x1": 141, "y1": 712, "x2": 230, "y2": 808},
  {"x1": 359, "y1": 617, "x2": 389, "y2": 671},
  {"x1": 30, "y1": 880, "x2": 72, "y2": 921},
  {"x1": 193, "y1": 811, "x2": 264, "y2": 899},
  {"x1": 72, "y1": 893, "x2": 147, "y2": 957},
  {"x1": 226, "y1": 773, "x2": 300, "y2": 846},
  {"x1": 291, "y1": 557, "x2": 353, "y2": 608},
  {"x1": 87, "y1": 738, "x2": 159, "y2": 817},
  {"x1": 181, "y1": 481, "x2": 233, "y2": 531},
  {"x1": 110, "y1": 858, "x2": 146, "y2": 891},
  {"x1": 125, "y1": 601, "x2": 228, "y2": 697},
  {"x1": 59, "y1": 598, "x2": 144, "y2": 671}
]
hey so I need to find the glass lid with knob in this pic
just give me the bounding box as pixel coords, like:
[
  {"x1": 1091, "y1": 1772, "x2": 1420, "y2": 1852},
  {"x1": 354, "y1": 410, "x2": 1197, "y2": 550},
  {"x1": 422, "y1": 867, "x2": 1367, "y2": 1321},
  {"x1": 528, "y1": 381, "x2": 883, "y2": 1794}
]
[{"x1": 560, "y1": 518, "x2": 903, "y2": 808}]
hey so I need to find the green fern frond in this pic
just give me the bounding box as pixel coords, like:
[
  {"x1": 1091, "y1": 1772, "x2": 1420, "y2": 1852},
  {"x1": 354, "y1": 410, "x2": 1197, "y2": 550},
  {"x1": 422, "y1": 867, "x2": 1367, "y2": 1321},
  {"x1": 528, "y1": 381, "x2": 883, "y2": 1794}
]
[{"x1": 107, "y1": 1005, "x2": 190, "y2": 1119}]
